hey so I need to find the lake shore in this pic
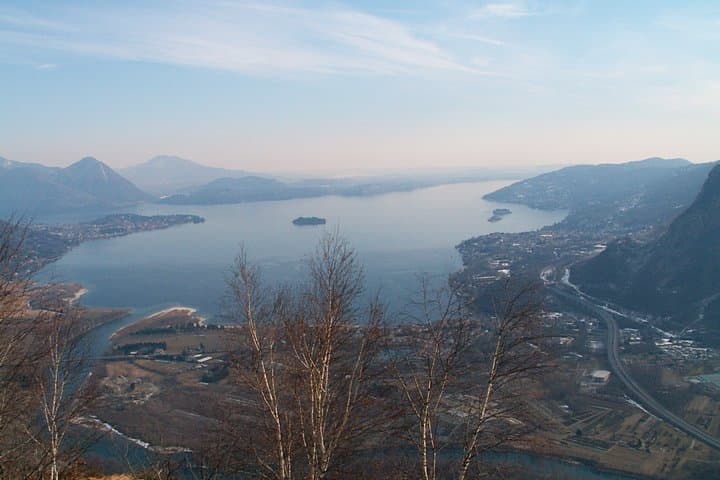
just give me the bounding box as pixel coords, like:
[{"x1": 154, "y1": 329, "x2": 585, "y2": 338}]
[
  {"x1": 39, "y1": 181, "x2": 566, "y2": 319},
  {"x1": 111, "y1": 305, "x2": 207, "y2": 339}
]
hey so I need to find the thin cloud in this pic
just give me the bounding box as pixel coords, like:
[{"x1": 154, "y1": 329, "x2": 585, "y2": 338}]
[
  {"x1": 450, "y1": 32, "x2": 506, "y2": 46},
  {"x1": 0, "y1": 10, "x2": 70, "y2": 31},
  {"x1": 471, "y1": 3, "x2": 534, "y2": 19},
  {"x1": 0, "y1": 2, "x2": 473, "y2": 76}
]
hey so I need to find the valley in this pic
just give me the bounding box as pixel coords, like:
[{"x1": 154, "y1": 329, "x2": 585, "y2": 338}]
[
  {"x1": 5, "y1": 157, "x2": 720, "y2": 479},
  {"x1": 87, "y1": 289, "x2": 720, "y2": 479},
  {"x1": 5, "y1": 5, "x2": 719, "y2": 477},
  {"x1": 449, "y1": 159, "x2": 720, "y2": 477}
]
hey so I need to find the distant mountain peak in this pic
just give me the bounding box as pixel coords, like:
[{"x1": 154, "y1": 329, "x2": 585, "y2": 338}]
[
  {"x1": 120, "y1": 155, "x2": 254, "y2": 195},
  {"x1": 65, "y1": 156, "x2": 115, "y2": 183},
  {"x1": 0, "y1": 156, "x2": 152, "y2": 215},
  {"x1": 67, "y1": 156, "x2": 107, "y2": 170},
  {"x1": 60, "y1": 156, "x2": 152, "y2": 201},
  {"x1": 626, "y1": 157, "x2": 691, "y2": 168},
  {"x1": 74, "y1": 155, "x2": 102, "y2": 165},
  {"x1": 146, "y1": 155, "x2": 197, "y2": 166}
]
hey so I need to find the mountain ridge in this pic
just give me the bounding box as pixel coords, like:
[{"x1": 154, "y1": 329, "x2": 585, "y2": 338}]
[
  {"x1": 571, "y1": 163, "x2": 720, "y2": 328},
  {"x1": 0, "y1": 156, "x2": 152, "y2": 216},
  {"x1": 483, "y1": 157, "x2": 718, "y2": 231},
  {"x1": 120, "y1": 155, "x2": 254, "y2": 195}
]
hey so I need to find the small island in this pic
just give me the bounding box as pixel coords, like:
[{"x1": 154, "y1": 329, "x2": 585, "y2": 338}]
[
  {"x1": 292, "y1": 216, "x2": 327, "y2": 226},
  {"x1": 488, "y1": 208, "x2": 512, "y2": 223}
]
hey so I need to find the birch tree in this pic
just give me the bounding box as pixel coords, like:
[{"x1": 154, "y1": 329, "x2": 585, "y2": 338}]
[
  {"x1": 0, "y1": 218, "x2": 41, "y2": 477},
  {"x1": 396, "y1": 281, "x2": 549, "y2": 480},
  {"x1": 225, "y1": 232, "x2": 386, "y2": 480},
  {"x1": 456, "y1": 284, "x2": 548, "y2": 480},
  {"x1": 226, "y1": 247, "x2": 295, "y2": 479},
  {"x1": 30, "y1": 307, "x2": 97, "y2": 480},
  {"x1": 393, "y1": 278, "x2": 472, "y2": 480}
]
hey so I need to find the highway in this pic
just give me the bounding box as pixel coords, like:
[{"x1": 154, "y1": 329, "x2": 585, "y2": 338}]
[{"x1": 551, "y1": 285, "x2": 720, "y2": 452}]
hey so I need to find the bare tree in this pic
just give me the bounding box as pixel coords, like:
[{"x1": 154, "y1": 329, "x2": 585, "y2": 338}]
[
  {"x1": 27, "y1": 306, "x2": 98, "y2": 480},
  {"x1": 395, "y1": 280, "x2": 550, "y2": 480},
  {"x1": 456, "y1": 283, "x2": 548, "y2": 480},
  {"x1": 288, "y1": 232, "x2": 385, "y2": 480},
  {"x1": 226, "y1": 247, "x2": 295, "y2": 479},
  {"x1": 0, "y1": 218, "x2": 42, "y2": 477},
  {"x1": 0, "y1": 217, "x2": 104, "y2": 480},
  {"x1": 224, "y1": 232, "x2": 387, "y2": 480},
  {"x1": 393, "y1": 277, "x2": 472, "y2": 480}
]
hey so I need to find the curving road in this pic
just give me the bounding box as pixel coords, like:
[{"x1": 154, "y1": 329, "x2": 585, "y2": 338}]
[{"x1": 551, "y1": 285, "x2": 720, "y2": 452}]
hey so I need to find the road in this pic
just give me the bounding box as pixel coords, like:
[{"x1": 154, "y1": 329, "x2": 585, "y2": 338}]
[{"x1": 551, "y1": 285, "x2": 720, "y2": 452}]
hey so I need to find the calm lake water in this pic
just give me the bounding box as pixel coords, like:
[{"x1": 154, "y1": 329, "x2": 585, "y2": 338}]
[{"x1": 41, "y1": 181, "x2": 565, "y2": 321}]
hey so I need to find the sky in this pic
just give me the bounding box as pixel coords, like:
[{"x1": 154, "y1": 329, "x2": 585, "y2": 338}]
[{"x1": 1, "y1": 0, "x2": 719, "y2": 173}]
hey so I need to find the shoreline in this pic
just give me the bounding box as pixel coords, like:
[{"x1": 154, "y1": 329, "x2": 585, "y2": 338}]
[
  {"x1": 145, "y1": 305, "x2": 197, "y2": 319},
  {"x1": 74, "y1": 412, "x2": 648, "y2": 479},
  {"x1": 498, "y1": 445, "x2": 652, "y2": 480},
  {"x1": 144, "y1": 305, "x2": 208, "y2": 326},
  {"x1": 110, "y1": 305, "x2": 207, "y2": 339},
  {"x1": 74, "y1": 416, "x2": 191, "y2": 455},
  {"x1": 69, "y1": 286, "x2": 89, "y2": 304}
]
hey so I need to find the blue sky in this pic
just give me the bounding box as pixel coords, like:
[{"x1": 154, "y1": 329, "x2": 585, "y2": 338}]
[{"x1": 1, "y1": 0, "x2": 719, "y2": 172}]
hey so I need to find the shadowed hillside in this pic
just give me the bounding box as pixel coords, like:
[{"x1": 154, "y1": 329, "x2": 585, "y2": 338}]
[
  {"x1": 572, "y1": 164, "x2": 720, "y2": 328},
  {"x1": 0, "y1": 156, "x2": 152, "y2": 215}
]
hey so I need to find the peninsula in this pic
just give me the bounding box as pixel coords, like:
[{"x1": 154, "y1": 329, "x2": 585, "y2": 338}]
[{"x1": 24, "y1": 213, "x2": 205, "y2": 269}]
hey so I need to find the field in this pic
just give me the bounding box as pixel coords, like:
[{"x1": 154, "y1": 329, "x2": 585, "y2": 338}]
[{"x1": 89, "y1": 308, "x2": 720, "y2": 479}]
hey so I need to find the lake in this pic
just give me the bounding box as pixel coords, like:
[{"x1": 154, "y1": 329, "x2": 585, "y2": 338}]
[{"x1": 40, "y1": 181, "x2": 566, "y2": 321}]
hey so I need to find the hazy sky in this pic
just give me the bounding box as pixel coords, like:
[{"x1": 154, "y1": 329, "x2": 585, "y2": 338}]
[{"x1": 1, "y1": 0, "x2": 719, "y2": 172}]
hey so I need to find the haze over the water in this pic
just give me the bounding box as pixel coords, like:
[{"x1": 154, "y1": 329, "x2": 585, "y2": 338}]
[{"x1": 1, "y1": 0, "x2": 718, "y2": 171}]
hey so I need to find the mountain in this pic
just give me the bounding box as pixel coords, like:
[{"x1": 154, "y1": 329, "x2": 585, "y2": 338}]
[
  {"x1": 571, "y1": 164, "x2": 720, "y2": 328},
  {"x1": 60, "y1": 157, "x2": 152, "y2": 204},
  {"x1": 160, "y1": 176, "x2": 326, "y2": 205},
  {"x1": 485, "y1": 157, "x2": 690, "y2": 209},
  {"x1": 0, "y1": 156, "x2": 152, "y2": 216},
  {"x1": 484, "y1": 158, "x2": 717, "y2": 230},
  {"x1": 158, "y1": 173, "x2": 488, "y2": 206},
  {"x1": 120, "y1": 155, "x2": 253, "y2": 195},
  {"x1": 0, "y1": 156, "x2": 18, "y2": 169},
  {"x1": 0, "y1": 156, "x2": 47, "y2": 171}
]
